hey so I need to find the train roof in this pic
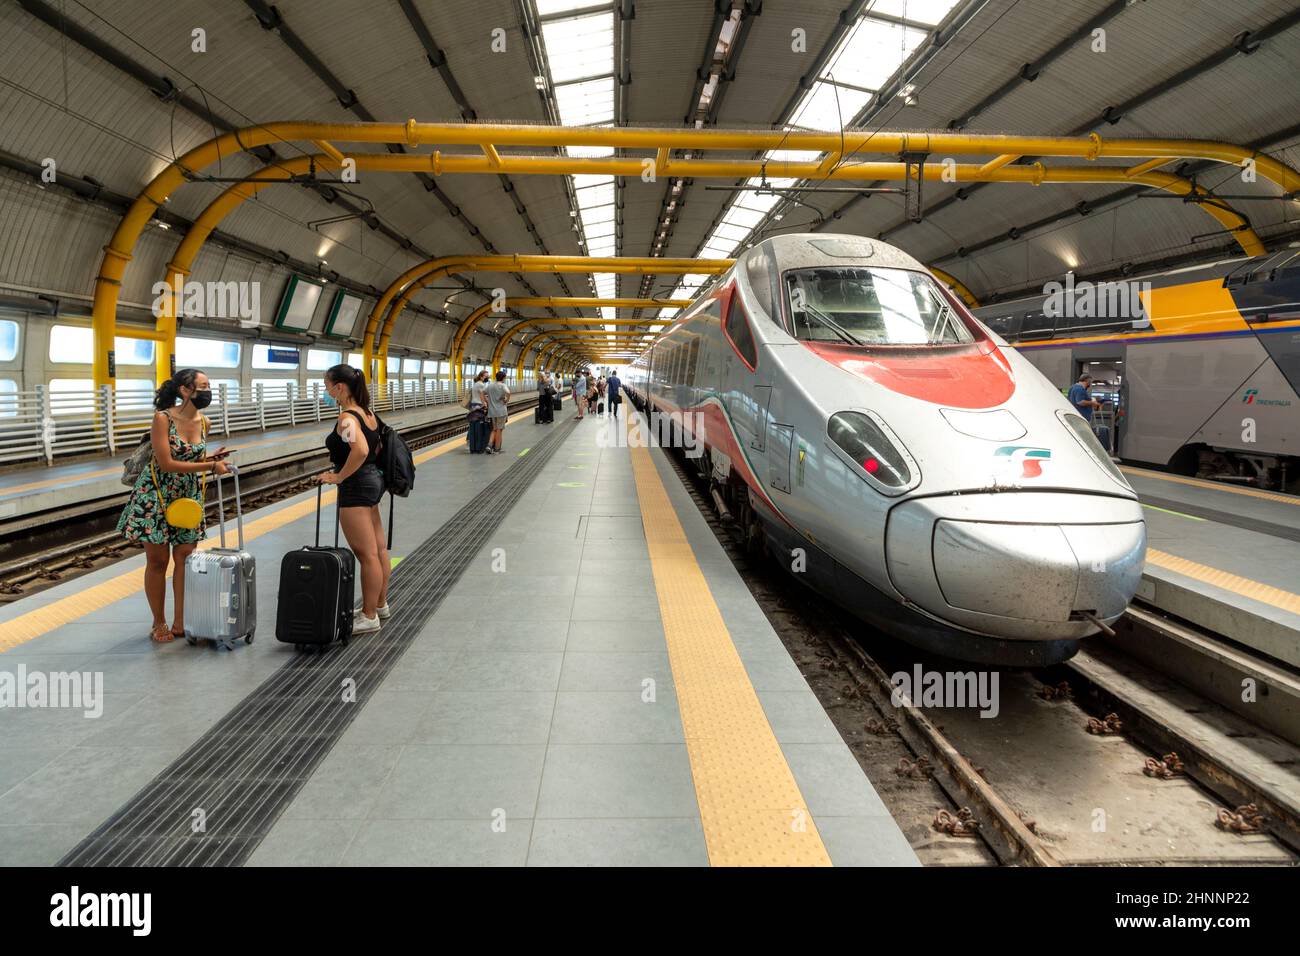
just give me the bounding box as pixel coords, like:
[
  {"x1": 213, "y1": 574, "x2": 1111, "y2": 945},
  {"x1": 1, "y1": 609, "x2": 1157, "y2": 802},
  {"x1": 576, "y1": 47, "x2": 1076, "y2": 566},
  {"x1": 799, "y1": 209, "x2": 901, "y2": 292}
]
[{"x1": 740, "y1": 234, "x2": 928, "y2": 276}]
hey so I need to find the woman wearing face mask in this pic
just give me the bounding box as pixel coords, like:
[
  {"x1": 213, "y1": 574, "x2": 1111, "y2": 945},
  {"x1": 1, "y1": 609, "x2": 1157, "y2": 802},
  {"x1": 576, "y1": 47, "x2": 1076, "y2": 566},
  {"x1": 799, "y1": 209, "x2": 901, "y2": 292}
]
[
  {"x1": 315, "y1": 364, "x2": 389, "y2": 634},
  {"x1": 117, "y1": 368, "x2": 230, "y2": 643}
]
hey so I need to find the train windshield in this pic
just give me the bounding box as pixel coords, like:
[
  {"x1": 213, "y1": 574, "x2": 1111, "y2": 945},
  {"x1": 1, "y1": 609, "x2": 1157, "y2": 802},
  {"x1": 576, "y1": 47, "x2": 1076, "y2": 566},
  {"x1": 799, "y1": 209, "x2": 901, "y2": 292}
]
[{"x1": 784, "y1": 267, "x2": 974, "y2": 346}]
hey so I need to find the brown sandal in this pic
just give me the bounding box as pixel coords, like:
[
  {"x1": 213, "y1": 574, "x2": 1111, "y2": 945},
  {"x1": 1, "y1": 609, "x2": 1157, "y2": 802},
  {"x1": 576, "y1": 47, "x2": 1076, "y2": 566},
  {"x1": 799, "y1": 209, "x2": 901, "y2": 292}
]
[{"x1": 151, "y1": 623, "x2": 175, "y2": 643}]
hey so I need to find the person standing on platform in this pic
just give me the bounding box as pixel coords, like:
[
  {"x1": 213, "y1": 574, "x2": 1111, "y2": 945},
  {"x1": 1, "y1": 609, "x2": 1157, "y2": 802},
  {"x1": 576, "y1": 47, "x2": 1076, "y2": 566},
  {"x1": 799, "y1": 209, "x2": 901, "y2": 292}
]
[
  {"x1": 607, "y1": 369, "x2": 622, "y2": 420},
  {"x1": 316, "y1": 364, "x2": 390, "y2": 634},
  {"x1": 486, "y1": 370, "x2": 511, "y2": 454},
  {"x1": 117, "y1": 368, "x2": 231, "y2": 643},
  {"x1": 1068, "y1": 373, "x2": 1101, "y2": 421},
  {"x1": 573, "y1": 369, "x2": 588, "y2": 420}
]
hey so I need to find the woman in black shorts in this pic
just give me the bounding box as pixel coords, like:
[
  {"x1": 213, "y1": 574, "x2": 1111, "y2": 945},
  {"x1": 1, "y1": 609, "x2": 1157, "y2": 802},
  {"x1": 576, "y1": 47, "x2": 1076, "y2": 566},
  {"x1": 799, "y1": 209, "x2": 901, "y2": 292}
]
[{"x1": 315, "y1": 364, "x2": 389, "y2": 634}]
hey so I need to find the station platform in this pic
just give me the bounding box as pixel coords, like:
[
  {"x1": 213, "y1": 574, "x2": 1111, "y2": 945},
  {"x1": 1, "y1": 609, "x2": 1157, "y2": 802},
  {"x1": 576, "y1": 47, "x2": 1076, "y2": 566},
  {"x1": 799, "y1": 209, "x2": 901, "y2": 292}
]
[
  {"x1": 1123, "y1": 466, "x2": 1300, "y2": 669},
  {"x1": 0, "y1": 401, "x2": 916, "y2": 867},
  {"x1": 0, "y1": 399, "x2": 493, "y2": 531}
]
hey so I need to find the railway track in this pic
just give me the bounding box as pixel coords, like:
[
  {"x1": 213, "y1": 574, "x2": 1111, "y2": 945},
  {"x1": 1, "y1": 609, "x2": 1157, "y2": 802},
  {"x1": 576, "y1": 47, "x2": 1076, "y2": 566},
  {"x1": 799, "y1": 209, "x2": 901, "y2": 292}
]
[
  {"x1": 0, "y1": 397, "x2": 541, "y2": 599},
  {"x1": 660, "y1": 440, "x2": 1300, "y2": 867}
]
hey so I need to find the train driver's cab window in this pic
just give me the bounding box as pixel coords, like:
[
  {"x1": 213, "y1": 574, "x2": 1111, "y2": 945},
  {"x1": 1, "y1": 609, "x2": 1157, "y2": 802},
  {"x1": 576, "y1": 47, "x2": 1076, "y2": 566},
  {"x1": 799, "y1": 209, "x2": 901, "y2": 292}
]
[{"x1": 784, "y1": 268, "x2": 973, "y2": 346}]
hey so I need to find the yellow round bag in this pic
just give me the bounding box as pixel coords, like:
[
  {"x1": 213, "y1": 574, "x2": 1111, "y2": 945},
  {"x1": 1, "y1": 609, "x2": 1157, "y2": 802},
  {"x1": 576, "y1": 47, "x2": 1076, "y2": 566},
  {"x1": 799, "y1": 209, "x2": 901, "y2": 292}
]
[{"x1": 151, "y1": 461, "x2": 206, "y2": 530}]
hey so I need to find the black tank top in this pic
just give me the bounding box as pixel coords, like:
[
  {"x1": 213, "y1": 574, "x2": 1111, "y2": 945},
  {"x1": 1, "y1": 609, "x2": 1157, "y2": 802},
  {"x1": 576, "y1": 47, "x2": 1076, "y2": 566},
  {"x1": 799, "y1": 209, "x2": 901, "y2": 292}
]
[{"x1": 326, "y1": 409, "x2": 381, "y2": 469}]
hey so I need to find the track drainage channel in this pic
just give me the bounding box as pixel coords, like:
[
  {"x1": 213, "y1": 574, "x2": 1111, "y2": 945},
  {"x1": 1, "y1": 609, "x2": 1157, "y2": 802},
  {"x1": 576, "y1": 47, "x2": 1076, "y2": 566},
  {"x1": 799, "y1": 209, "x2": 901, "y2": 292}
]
[{"x1": 59, "y1": 418, "x2": 578, "y2": 866}]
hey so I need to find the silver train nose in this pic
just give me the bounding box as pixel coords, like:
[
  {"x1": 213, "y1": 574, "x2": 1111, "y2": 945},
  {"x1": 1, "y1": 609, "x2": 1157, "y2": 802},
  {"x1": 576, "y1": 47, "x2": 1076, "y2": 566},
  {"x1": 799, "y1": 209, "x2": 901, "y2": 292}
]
[{"x1": 885, "y1": 492, "x2": 1146, "y2": 641}]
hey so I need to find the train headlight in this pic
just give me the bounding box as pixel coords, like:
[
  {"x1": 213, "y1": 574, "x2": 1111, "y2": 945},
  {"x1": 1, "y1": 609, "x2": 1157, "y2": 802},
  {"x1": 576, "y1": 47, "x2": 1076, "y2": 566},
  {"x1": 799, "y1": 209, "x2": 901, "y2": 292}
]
[
  {"x1": 827, "y1": 411, "x2": 917, "y2": 493},
  {"x1": 1057, "y1": 411, "x2": 1132, "y2": 490}
]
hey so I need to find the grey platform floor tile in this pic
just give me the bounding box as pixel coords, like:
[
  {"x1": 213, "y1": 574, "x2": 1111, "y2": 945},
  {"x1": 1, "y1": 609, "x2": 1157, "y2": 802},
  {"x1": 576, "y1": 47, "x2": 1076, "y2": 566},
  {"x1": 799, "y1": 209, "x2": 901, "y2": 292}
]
[
  {"x1": 558, "y1": 651, "x2": 672, "y2": 691},
  {"x1": 0, "y1": 745, "x2": 183, "y2": 826},
  {"x1": 79, "y1": 690, "x2": 250, "y2": 749},
  {"x1": 0, "y1": 747, "x2": 62, "y2": 795},
  {"x1": 0, "y1": 693, "x2": 144, "y2": 750},
  {"x1": 337, "y1": 689, "x2": 435, "y2": 746},
  {"x1": 584, "y1": 516, "x2": 647, "y2": 539},
  {"x1": 436, "y1": 621, "x2": 569, "y2": 654},
  {"x1": 536, "y1": 744, "x2": 698, "y2": 819},
  {"x1": 757, "y1": 691, "x2": 846, "y2": 744},
  {"x1": 246, "y1": 818, "x2": 361, "y2": 867},
  {"x1": 440, "y1": 652, "x2": 564, "y2": 692},
  {"x1": 374, "y1": 650, "x2": 458, "y2": 693},
  {"x1": 527, "y1": 817, "x2": 708, "y2": 867},
  {"x1": 565, "y1": 619, "x2": 667, "y2": 653},
  {"x1": 738, "y1": 654, "x2": 812, "y2": 691},
  {"x1": 549, "y1": 692, "x2": 684, "y2": 744},
  {"x1": 342, "y1": 819, "x2": 531, "y2": 866},
  {"x1": 413, "y1": 691, "x2": 556, "y2": 745},
  {"x1": 0, "y1": 824, "x2": 89, "y2": 866},
  {"x1": 782, "y1": 743, "x2": 894, "y2": 818},
  {"x1": 435, "y1": 593, "x2": 575, "y2": 623},
  {"x1": 281, "y1": 745, "x2": 404, "y2": 821},
  {"x1": 570, "y1": 592, "x2": 662, "y2": 622},
  {"x1": 452, "y1": 574, "x2": 578, "y2": 598},
  {"x1": 368, "y1": 744, "x2": 547, "y2": 820},
  {"x1": 814, "y1": 816, "x2": 920, "y2": 867}
]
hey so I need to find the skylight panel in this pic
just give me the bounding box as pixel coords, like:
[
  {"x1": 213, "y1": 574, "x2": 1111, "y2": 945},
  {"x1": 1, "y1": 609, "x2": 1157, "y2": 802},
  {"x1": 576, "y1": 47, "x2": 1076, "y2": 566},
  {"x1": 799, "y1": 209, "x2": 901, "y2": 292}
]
[
  {"x1": 554, "y1": 76, "x2": 616, "y2": 126},
  {"x1": 828, "y1": 17, "x2": 927, "y2": 91},
  {"x1": 541, "y1": 12, "x2": 614, "y2": 84},
  {"x1": 787, "y1": 81, "x2": 872, "y2": 131},
  {"x1": 866, "y1": 0, "x2": 959, "y2": 26},
  {"x1": 536, "y1": 0, "x2": 606, "y2": 15}
]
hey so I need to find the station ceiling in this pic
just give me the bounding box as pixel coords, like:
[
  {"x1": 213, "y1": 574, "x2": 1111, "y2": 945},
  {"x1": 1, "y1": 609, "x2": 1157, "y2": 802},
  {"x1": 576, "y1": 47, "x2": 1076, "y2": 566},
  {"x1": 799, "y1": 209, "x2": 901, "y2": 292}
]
[{"x1": 1, "y1": 0, "x2": 1298, "y2": 350}]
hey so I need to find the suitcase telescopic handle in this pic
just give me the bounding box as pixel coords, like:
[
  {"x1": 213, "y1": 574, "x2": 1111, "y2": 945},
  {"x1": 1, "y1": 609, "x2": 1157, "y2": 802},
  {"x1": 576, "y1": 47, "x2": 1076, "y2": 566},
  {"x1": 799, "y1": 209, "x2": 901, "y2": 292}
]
[
  {"x1": 314, "y1": 481, "x2": 340, "y2": 549},
  {"x1": 212, "y1": 462, "x2": 244, "y2": 551}
]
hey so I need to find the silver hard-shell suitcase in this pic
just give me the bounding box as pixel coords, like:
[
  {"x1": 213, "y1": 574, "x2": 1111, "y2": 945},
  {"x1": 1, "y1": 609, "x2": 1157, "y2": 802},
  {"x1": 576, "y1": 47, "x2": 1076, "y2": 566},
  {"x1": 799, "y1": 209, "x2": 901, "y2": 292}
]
[{"x1": 184, "y1": 464, "x2": 256, "y2": 650}]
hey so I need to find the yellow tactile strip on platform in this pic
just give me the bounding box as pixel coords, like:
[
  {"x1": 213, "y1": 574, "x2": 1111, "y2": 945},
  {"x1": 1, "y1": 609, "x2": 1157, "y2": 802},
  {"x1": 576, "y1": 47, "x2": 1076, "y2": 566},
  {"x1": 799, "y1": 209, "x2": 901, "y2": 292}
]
[
  {"x1": 1146, "y1": 548, "x2": 1300, "y2": 616},
  {"x1": 0, "y1": 408, "x2": 529, "y2": 653},
  {"x1": 626, "y1": 413, "x2": 832, "y2": 866}
]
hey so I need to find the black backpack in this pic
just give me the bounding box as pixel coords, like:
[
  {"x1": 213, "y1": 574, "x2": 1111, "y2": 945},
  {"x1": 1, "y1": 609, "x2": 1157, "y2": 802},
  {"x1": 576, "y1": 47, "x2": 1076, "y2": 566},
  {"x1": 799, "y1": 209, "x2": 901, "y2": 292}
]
[
  {"x1": 377, "y1": 418, "x2": 415, "y2": 498},
  {"x1": 376, "y1": 417, "x2": 415, "y2": 551}
]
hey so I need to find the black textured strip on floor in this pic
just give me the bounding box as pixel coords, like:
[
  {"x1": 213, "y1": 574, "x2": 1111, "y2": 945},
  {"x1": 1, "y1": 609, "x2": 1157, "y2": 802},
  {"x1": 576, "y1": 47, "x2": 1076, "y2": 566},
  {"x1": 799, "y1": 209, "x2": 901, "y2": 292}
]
[
  {"x1": 1140, "y1": 494, "x2": 1300, "y2": 544},
  {"x1": 59, "y1": 419, "x2": 579, "y2": 867}
]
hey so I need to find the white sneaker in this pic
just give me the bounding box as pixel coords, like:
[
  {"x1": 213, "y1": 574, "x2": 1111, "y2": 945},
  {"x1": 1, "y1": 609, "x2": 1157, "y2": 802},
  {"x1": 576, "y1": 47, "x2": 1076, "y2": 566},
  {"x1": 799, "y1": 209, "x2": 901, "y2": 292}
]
[
  {"x1": 376, "y1": 603, "x2": 392, "y2": 620},
  {"x1": 352, "y1": 611, "x2": 381, "y2": 633}
]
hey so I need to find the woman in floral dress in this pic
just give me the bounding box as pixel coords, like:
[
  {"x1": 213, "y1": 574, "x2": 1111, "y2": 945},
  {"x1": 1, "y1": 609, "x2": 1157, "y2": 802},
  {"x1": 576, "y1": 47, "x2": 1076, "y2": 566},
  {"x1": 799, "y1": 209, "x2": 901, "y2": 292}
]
[{"x1": 116, "y1": 368, "x2": 230, "y2": 642}]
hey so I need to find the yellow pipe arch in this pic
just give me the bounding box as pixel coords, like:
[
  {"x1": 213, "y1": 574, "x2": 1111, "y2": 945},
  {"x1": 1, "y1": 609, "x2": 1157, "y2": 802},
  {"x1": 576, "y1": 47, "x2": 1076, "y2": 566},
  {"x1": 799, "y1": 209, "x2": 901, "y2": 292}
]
[{"x1": 88, "y1": 119, "x2": 1292, "y2": 385}]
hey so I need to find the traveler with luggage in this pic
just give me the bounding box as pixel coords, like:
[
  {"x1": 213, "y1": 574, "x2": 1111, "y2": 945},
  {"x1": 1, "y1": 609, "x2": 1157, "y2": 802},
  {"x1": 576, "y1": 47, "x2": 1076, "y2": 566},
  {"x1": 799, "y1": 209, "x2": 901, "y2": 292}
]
[
  {"x1": 466, "y1": 369, "x2": 491, "y2": 453},
  {"x1": 117, "y1": 368, "x2": 230, "y2": 643},
  {"x1": 314, "y1": 364, "x2": 389, "y2": 634},
  {"x1": 596, "y1": 375, "x2": 606, "y2": 416},
  {"x1": 486, "y1": 370, "x2": 511, "y2": 454}
]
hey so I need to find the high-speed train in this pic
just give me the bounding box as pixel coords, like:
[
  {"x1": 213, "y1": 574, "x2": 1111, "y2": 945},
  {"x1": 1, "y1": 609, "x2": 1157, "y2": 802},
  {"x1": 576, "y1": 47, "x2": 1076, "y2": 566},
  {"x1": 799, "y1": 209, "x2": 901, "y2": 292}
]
[{"x1": 624, "y1": 234, "x2": 1146, "y2": 666}]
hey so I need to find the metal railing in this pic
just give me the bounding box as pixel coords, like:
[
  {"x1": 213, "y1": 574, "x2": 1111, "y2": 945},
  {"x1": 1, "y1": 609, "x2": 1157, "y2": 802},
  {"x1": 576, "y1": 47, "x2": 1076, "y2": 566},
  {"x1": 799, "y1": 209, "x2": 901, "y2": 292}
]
[{"x1": 0, "y1": 377, "x2": 539, "y2": 466}]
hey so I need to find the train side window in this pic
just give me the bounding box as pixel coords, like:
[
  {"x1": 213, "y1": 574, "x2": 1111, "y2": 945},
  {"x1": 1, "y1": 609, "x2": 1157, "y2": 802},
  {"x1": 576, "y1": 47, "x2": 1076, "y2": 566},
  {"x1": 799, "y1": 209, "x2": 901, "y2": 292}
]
[
  {"x1": 723, "y1": 294, "x2": 758, "y2": 370},
  {"x1": 0, "y1": 321, "x2": 18, "y2": 362},
  {"x1": 687, "y1": 337, "x2": 701, "y2": 385}
]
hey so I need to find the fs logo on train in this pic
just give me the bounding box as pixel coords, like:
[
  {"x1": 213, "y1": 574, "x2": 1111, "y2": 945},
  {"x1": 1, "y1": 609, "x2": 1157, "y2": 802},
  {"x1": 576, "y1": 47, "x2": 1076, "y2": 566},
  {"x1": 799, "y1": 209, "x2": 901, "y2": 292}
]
[{"x1": 993, "y1": 445, "x2": 1052, "y2": 479}]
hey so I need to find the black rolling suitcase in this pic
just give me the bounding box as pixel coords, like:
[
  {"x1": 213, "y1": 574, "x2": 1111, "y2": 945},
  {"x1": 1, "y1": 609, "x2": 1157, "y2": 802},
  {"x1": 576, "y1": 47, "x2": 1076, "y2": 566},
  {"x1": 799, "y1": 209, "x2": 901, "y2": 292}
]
[
  {"x1": 275, "y1": 485, "x2": 355, "y2": 651},
  {"x1": 467, "y1": 408, "x2": 490, "y2": 453},
  {"x1": 552, "y1": 394, "x2": 562, "y2": 412}
]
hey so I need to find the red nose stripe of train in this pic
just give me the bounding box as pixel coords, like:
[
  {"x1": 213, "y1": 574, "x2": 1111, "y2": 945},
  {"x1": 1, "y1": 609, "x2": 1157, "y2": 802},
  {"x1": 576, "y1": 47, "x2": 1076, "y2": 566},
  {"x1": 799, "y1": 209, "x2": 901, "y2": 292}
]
[{"x1": 805, "y1": 342, "x2": 1016, "y2": 409}]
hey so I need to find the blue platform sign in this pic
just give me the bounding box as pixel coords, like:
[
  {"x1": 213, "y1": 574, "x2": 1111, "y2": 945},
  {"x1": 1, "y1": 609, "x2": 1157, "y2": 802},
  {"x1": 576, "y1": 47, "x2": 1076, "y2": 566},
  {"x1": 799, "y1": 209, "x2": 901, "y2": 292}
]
[{"x1": 266, "y1": 347, "x2": 299, "y2": 365}]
